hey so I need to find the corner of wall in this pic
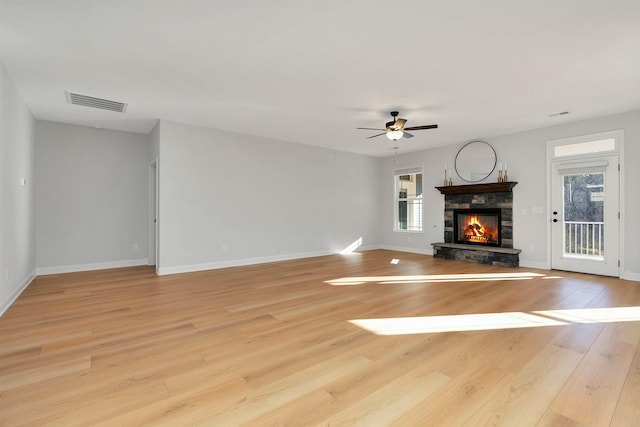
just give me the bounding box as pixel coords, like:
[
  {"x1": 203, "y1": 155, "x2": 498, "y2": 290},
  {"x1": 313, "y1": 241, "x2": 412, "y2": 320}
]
[
  {"x1": 0, "y1": 60, "x2": 37, "y2": 316},
  {"x1": 0, "y1": 270, "x2": 36, "y2": 317}
]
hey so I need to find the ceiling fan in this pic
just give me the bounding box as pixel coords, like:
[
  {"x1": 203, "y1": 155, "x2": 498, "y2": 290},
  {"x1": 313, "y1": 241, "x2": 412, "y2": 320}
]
[{"x1": 357, "y1": 111, "x2": 438, "y2": 141}]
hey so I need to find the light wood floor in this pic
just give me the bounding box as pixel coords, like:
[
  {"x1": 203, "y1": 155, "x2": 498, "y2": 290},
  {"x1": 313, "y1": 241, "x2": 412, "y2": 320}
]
[{"x1": 1, "y1": 250, "x2": 639, "y2": 426}]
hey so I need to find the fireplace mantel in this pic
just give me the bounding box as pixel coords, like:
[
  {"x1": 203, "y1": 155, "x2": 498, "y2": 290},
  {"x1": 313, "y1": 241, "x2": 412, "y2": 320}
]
[{"x1": 435, "y1": 181, "x2": 517, "y2": 195}]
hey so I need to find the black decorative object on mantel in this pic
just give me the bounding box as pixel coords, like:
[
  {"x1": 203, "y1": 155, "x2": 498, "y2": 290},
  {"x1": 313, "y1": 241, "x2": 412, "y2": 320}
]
[{"x1": 432, "y1": 181, "x2": 521, "y2": 267}]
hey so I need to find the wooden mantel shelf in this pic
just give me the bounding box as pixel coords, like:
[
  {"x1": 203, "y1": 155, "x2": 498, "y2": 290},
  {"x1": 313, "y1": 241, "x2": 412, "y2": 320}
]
[{"x1": 435, "y1": 181, "x2": 518, "y2": 195}]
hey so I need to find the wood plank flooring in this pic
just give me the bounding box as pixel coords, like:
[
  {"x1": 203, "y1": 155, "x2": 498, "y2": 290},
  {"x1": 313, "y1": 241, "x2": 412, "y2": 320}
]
[{"x1": 1, "y1": 250, "x2": 639, "y2": 426}]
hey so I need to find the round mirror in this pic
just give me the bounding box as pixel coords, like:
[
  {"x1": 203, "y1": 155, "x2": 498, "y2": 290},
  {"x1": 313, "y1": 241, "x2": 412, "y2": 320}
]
[{"x1": 455, "y1": 141, "x2": 497, "y2": 182}]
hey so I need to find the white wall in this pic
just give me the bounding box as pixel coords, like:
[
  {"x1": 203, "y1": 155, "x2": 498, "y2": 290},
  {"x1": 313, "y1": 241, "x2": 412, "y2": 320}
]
[
  {"x1": 156, "y1": 120, "x2": 381, "y2": 274},
  {"x1": 0, "y1": 62, "x2": 36, "y2": 315},
  {"x1": 35, "y1": 121, "x2": 150, "y2": 273},
  {"x1": 149, "y1": 121, "x2": 160, "y2": 161},
  {"x1": 380, "y1": 110, "x2": 640, "y2": 280}
]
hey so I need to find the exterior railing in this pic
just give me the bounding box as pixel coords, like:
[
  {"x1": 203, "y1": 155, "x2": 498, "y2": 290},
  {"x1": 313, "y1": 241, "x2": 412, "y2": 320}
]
[{"x1": 565, "y1": 221, "x2": 604, "y2": 257}]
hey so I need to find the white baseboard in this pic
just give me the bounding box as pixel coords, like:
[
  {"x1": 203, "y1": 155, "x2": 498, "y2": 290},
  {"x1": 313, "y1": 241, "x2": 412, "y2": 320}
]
[
  {"x1": 518, "y1": 260, "x2": 550, "y2": 270},
  {"x1": 0, "y1": 269, "x2": 36, "y2": 317},
  {"x1": 375, "y1": 247, "x2": 554, "y2": 270},
  {"x1": 157, "y1": 246, "x2": 389, "y2": 276},
  {"x1": 622, "y1": 270, "x2": 640, "y2": 282},
  {"x1": 36, "y1": 258, "x2": 149, "y2": 276},
  {"x1": 377, "y1": 245, "x2": 433, "y2": 256},
  {"x1": 519, "y1": 262, "x2": 639, "y2": 281},
  {"x1": 157, "y1": 250, "x2": 336, "y2": 276}
]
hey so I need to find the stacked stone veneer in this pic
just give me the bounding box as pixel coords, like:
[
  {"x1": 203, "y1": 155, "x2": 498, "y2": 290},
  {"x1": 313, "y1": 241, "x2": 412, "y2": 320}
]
[
  {"x1": 444, "y1": 192, "x2": 513, "y2": 247},
  {"x1": 432, "y1": 184, "x2": 521, "y2": 267}
]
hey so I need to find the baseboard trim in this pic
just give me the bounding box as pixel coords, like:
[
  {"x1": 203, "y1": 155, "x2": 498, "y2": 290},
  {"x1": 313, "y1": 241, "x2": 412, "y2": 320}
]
[
  {"x1": 377, "y1": 245, "x2": 433, "y2": 256},
  {"x1": 157, "y1": 251, "x2": 337, "y2": 276},
  {"x1": 0, "y1": 269, "x2": 36, "y2": 317},
  {"x1": 377, "y1": 247, "x2": 555, "y2": 271},
  {"x1": 518, "y1": 260, "x2": 550, "y2": 270},
  {"x1": 156, "y1": 246, "x2": 390, "y2": 276},
  {"x1": 36, "y1": 259, "x2": 149, "y2": 276},
  {"x1": 622, "y1": 270, "x2": 640, "y2": 282}
]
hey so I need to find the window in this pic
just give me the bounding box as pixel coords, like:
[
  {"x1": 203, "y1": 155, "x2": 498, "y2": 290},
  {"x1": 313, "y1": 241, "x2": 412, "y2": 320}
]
[
  {"x1": 548, "y1": 131, "x2": 621, "y2": 160},
  {"x1": 554, "y1": 138, "x2": 615, "y2": 158},
  {"x1": 394, "y1": 166, "x2": 423, "y2": 232}
]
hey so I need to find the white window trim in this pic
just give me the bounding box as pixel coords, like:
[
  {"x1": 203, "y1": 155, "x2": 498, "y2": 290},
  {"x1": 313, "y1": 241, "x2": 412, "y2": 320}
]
[{"x1": 393, "y1": 164, "x2": 424, "y2": 233}]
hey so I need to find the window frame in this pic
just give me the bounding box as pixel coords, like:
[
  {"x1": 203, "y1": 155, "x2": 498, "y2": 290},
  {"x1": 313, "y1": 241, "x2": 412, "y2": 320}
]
[{"x1": 393, "y1": 165, "x2": 424, "y2": 233}]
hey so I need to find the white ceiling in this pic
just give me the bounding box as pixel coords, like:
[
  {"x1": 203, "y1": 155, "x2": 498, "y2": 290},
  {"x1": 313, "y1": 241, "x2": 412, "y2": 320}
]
[{"x1": 1, "y1": 0, "x2": 639, "y2": 157}]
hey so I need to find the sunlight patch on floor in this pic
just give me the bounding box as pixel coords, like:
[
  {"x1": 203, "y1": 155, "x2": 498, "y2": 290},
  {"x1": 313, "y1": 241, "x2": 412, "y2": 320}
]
[
  {"x1": 350, "y1": 312, "x2": 566, "y2": 335},
  {"x1": 350, "y1": 306, "x2": 640, "y2": 335},
  {"x1": 326, "y1": 272, "x2": 547, "y2": 286},
  {"x1": 535, "y1": 306, "x2": 640, "y2": 324}
]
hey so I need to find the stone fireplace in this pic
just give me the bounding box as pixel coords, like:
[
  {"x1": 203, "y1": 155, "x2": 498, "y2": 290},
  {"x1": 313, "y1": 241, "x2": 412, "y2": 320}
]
[{"x1": 432, "y1": 182, "x2": 521, "y2": 267}]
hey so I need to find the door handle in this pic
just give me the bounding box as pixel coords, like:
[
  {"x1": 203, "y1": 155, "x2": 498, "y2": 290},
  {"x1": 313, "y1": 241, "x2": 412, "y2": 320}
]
[
  {"x1": 553, "y1": 211, "x2": 558, "y2": 215},
  {"x1": 552, "y1": 219, "x2": 558, "y2": 223}
]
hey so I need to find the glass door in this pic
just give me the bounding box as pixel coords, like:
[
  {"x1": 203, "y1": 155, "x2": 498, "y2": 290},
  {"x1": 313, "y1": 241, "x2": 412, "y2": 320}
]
[{"x1": 550, "y1": 155, "x2": 619, "y2": 276}]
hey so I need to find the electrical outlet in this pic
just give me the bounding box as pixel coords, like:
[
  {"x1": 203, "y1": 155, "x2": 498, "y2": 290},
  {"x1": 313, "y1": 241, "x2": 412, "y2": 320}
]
[
  {"x1": 132, "y1": 243, "x2": 139, "y2": 251},
  {"x1": 222, "y1": 244, "x2": 228, "y2": 253},
  {"x1": 529, "y1": 244, "x2": 535, "y2": 252}
]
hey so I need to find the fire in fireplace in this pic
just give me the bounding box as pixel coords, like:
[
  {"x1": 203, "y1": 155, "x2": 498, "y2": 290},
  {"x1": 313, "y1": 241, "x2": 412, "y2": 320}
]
[{"x1": 453, "y1": 209, "x2": 501, "y2": 246}]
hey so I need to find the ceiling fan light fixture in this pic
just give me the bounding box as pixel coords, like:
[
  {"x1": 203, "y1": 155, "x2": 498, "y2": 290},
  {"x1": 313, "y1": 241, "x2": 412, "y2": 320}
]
[{"x1": 386, "y1": 130, "x2": 404, "y2": 141}]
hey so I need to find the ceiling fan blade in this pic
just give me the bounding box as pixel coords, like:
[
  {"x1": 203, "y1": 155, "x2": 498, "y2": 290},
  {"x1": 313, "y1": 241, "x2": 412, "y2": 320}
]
[
  {"x1": 366, "y1": 132, "x2": 387, "y2": 139},
  {"x1": 357, "y1": 127, "x2": 386, "y2": 131},
  {"x1": 394, "y1": 118, "x2": 407, "y2": 129},
  {"x1": 402, "y1": 132, "x2": 414, "y2": 139},
  {"x1": 404, "y1": 124, "x2": 438, "y2": 131}
]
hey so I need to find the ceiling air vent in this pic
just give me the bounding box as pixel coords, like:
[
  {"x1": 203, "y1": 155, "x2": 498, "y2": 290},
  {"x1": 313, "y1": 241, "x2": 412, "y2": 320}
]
[{"x1": 65, "y1": 90, "x2": 128, "y2": 113}]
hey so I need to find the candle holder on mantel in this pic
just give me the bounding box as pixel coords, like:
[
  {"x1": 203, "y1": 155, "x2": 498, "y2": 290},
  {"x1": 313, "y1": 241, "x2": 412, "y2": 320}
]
[
  {"x1": 497, "y1": 163, "x2": 508, "y2": 182},
  {"x1": 444, "y1": 170, "x2": 452, "y2": 186},
  {"x1": 444, "y1": 170, "x2": 453, "y2": 186}
]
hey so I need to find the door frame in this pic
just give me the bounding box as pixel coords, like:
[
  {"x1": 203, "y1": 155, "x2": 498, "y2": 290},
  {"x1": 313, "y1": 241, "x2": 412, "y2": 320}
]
[
  {"x1": 546, "y1": 130, "x2": 625, "y2": 276},
  {"x1": 148, "y1": 159, "x2": 159, "y2": 273}
]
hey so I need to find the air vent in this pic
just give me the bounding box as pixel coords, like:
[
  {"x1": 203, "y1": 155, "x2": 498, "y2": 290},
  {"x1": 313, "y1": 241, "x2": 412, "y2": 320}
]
[{"x1": 65, "y1": 91, "x2": 127, "y2": 113}]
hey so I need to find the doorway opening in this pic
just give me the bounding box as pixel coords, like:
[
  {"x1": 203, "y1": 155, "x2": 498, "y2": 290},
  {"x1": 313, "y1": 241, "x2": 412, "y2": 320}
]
[{"x1": 547, "y1": 131, "x2": 623, "y2": 277}]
